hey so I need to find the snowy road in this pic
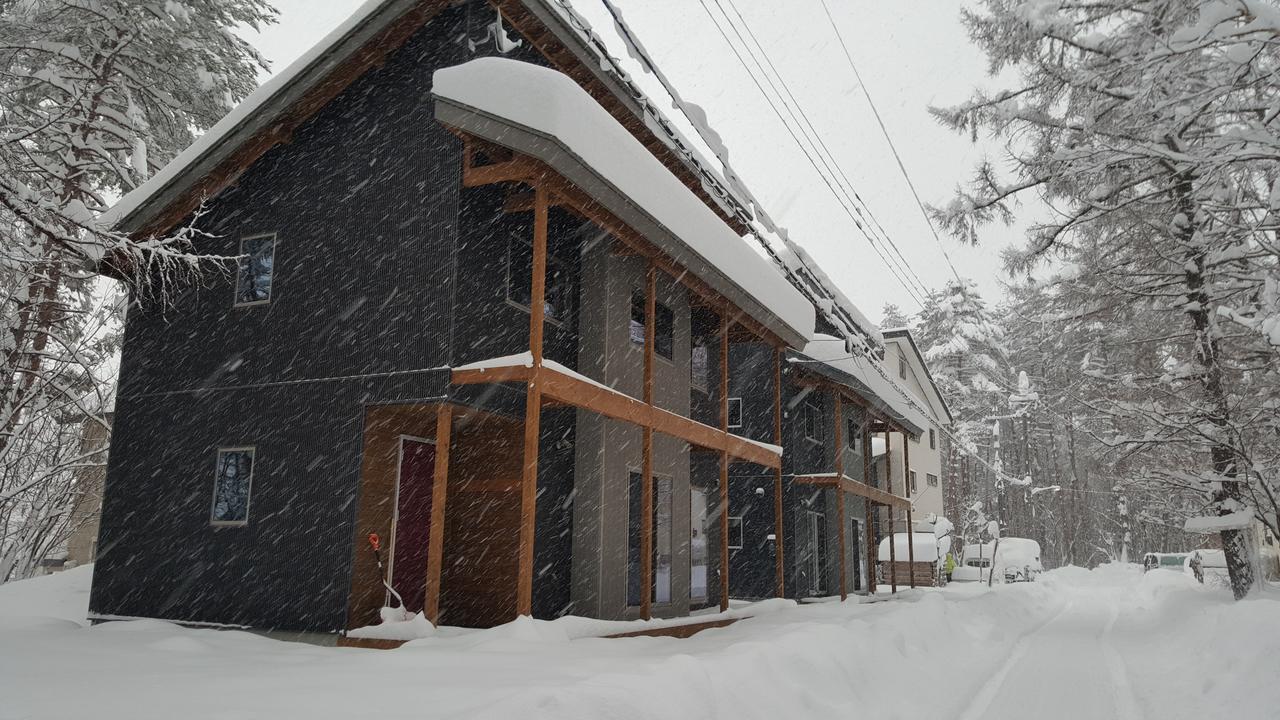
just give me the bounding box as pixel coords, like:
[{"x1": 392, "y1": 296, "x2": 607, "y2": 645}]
[
  {"x1": 957, "y1": 593, "x2": 1141, "y2": 720},
  {"x1": 1, "y1": 565, "x2": 1277, "y2": 720}
]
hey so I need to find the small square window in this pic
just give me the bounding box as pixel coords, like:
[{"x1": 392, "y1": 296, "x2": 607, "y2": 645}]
[
  {"x1": 727, "y1": 516, "x2": 744, "y2": 549},
  {"x1": 929, "y1": 428, "x2": 937, "y2": 450},
  {"x1": 927, "y1": 473, "x2": 939, "y2": 487},
  {"x1": 803, "y1": 401, "x2": 823, "y2": 443},
  {"x1": 630, "y1": 290, "x2": 673, "y2": 360},
  {"x1": 727, "y1": 397, "x2": 743, "y2": 429},
  {"x1": 898, "y1": 354, "x2": 907, "y2": 379},
  {"x1": 235, "y1": 235, "x2": 275, "y2": 306},
  {"x1": 211, "y1": 448, "x2": 255, "y2": 525}
]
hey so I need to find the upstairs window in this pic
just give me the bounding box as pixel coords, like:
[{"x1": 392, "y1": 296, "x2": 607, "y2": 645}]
[
  {"x1": 690, "y1": 335, "x2": 710, "y2": 392},
  {"x1": 909, "y1": 470, "x2": 918, "y2": 493},
  {"x1": 927, "y1": 473, "x2": 939, "y2": 487},
  {"x1": 507, "y1": 238, "x2": 573, "y2": 326},
  {"x1": 929, "y1": 428, "x2": 937, "y2": 449},
  {"x1": 898, "y1": 354, "x2": 907, "y2": 379},
  {"x1": 726, "y1": 397, "x2": 743, "y2": 429},
  {"x1": 846, "y1": 416, "x2": 861, "y2": 449},
  {"x1": 211, "y1": 447, "x2": 255, "y2": 526},
  {"x1": 630, "y1": 290, "x2": 673, "y2": 360},
  {"x1": 235, "y1": 235, "x2": 275, "y2": 306},
  {"x1": 803, "y1": 400, "x2": 823, "y2": 443}
]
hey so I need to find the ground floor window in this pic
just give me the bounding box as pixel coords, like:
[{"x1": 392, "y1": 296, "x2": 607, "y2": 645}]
[
  {"x1": 627, "y1": 471, "x2": 673, "y2": 606},
  {"x1": 211, "y1": 447, "x2": 254, "y2": 526},
  {"x1": 690, "y1": 487, "x2": 710, "y2": 603}
]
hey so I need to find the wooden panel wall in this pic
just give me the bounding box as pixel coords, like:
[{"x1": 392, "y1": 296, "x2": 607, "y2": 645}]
[
  {"x1": 345, "y1": 404, "x2": 443, "y2": 631},
  {"x1": 880, "y1": 561, "x2": 940, "y2": 588},
  {"x1": 438, "y1": 413, "x2": 523, "y2": 628}
]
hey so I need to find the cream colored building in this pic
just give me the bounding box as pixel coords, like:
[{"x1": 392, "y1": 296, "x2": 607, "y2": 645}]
[{"x1": 879, "y1": 329, "x2": 952, "y2": 530}]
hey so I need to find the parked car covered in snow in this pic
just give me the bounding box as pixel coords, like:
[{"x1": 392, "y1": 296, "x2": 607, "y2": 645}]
[
  {"x1": 1188, "y1": 549, "x2": 1230, "y2": 586},
  {"x1": 953, "y1": 539, "x2": 1043, "y2": 583},
  {"x1": 1142, "y1": 552, "x2": 1190, "y2": 573}
]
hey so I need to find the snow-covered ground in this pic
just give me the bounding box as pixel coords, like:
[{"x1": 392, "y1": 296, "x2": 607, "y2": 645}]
[{"x1": 1, "y1": 565, "x2": 1276, "y2": 719}]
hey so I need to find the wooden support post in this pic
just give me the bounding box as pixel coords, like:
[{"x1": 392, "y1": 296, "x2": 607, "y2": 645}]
[
  {"x1": 885, "y1": 427, "x2": 897, "y2": 594},
  {"x1": 773, "y1": 347, "x2": 785, "y2": 599},
  {"x1": 424, "y1": 404, "x2": 452, "y2": 624},
  {"x1": 862, "y1": 421, "x2": 876, "y2": 595},
  {"x1": 640, "y1": 262, "x2": 656, "y2": 620},
  {"x1": 719, "y1": 312, "x2": 730, "y2": 612},
  {"x1": 834, "y1": 396, "x2": 847, "y2": 601},
  {"x1": 905, "y1": 432, "x2": 915, "y2": 588},
  {"x1": 516, "y1": 185, "x2": 549, "y2": 618}
]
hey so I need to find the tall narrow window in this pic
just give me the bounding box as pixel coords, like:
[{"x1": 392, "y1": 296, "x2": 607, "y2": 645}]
[
  {"x1": 727, "y1": 516, "x2": 745, "y2": 549},
  {"x1": 211, "y1": 448, "x2": 255, "y2": 525},
  {"x1": 630, "y1": 290, "x2": 673, "y2": 360},
  {"x1": 691, "y1": 336, "x2": 710, "y2": 392},
  {"x1": 726, "y1": 397, "x2": 743, "y2": 429},
  {"x1": 627, "y1": 471, "x2": 673, "y2": 606},
  {"x1": 929, "y1": 428, "x2": 937, "y2": 449},
  {"x1": 506, "y1": 237, "x2": 573, "y2": 325},
  {"x1": 235, "y1": 235, "x2": 275, "y2": 306},
  {"x1": 846, "y1": 416, "x2": 861, "y2": 449},
  {"x1": 803, "y1": 400, "x2": 823, "y2": 443},
  {"x1": 909, "y1": 470, "x2": 918, "y2": 493},
  {"x1": 689, "y1": 487, "x2": 709, "y2": 603},
  {"x1": 898, "y1": 354, "x2": 907, "y2": 379}
]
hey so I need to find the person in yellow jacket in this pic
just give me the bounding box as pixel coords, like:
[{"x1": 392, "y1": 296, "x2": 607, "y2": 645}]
[{"x1": 944, "y1": 553, "x2": 956, "y2": 583}]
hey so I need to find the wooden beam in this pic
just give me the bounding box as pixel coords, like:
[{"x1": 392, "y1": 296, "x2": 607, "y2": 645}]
[
  {"x1": 862, "y1": 421, "x2": 877, "y2": 595},
  {"x1": 719, "y1": 312, "x2": 730, "y2": 612},
  {"x1": 773, "y1": 347, "x2": 785, "y2": 599},
  {"x1": 834, "y1": 395, "x2": 847, "y2": 601},
  {"x1": 792, "y1": 474, "x2": 911, "y2": 510},
  {"x1": 424, "y1": 404, "x2": 452, "y2": 624},
  {"x1": 515, "y1": 185, "x2": 549, "y2": 618},
  {"x1": 905, "y1": 433, "x2": 915, "y2": 589},
  {"x1": 885, "y1": 428, "x2": 897, "y2": 594},
  {"x1": 640, "y1": 262, "x2": 656, "y2": 620},
  {"x1": 450, "y1": 364, "x2": 531, "y2": 386}
]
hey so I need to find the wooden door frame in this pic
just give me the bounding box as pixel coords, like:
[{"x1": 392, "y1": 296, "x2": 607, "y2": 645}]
[{"x1": 387, "y1": 434, "x2": 436, "y2": 589}]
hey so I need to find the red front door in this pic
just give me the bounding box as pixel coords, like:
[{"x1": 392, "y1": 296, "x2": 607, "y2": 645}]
[{"x1": 391, "y1": 438, "x2": 435, "y2": 614}]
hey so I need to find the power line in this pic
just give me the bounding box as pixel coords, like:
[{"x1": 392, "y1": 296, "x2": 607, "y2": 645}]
[
  {"x1": 714, "y1": 0, "x2": 931, "y2": 302},
  {"x1": 816, "y1": 0, "x2": 965, "y2": 288},
  {"x1": 695, "y1": 0, "x2": 928, "y2": 307},
  {"x1": 721, "y1": 0, "x2": 931, "y2": 299}
]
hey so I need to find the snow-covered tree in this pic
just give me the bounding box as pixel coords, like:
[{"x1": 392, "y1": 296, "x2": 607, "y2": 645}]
[
  {"x1": 880, "y1": 303, "x2": 911, "y2": 329},
  {"x1": 934, "y1": 0, "x2": 1280, "y2": 597},
  {"x1": 0, "y1": 0, "x2": 276, "y2": 582}
]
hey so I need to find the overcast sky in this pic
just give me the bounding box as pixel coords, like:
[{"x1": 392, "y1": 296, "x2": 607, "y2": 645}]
[{"x1": 247, "y1": 1, "x2": 1028, "y2": 323}]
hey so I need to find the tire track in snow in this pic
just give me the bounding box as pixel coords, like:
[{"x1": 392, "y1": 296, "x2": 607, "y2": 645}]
[
  {"x1": 1100, "y1": 595, "x2": 1143, "y2": 720},
  {"x1": 954, "y1": 599, "x2": 1074, "y2": 720}
]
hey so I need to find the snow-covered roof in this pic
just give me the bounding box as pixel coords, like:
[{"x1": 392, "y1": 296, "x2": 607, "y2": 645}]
[
  {"x1": 878, "y1": 532, "x2": 943, "y2": 563},
  {"x1": 434, "y1": 57, "x2": 813, "y2": 346},
  {"x1": 790, "y1": 335, "x2": 932, "y2": 436}
]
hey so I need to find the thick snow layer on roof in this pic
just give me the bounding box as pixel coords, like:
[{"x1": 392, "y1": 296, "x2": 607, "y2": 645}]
[
  {"x1": 434, "y1": 58, "x2": 813, "y2": 341},
  {"x1": 798, "y1": 335, "x2": 932, "y2": 434},
  {"x1": 1184, "y1": 512, "x2": 1252, "y2": 533},
  {"x1": 878, "y1": 532, "x2": 944, "y2": 562},
  {"x1": 101, "y1": 0, "x2": 390, "y2": 229}
]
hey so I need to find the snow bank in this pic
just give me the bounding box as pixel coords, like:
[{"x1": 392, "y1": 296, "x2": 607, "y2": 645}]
[{"x1": 432, "y1": 58, "x2": 814, "y2": 343}]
